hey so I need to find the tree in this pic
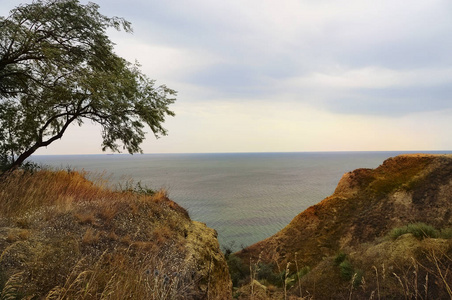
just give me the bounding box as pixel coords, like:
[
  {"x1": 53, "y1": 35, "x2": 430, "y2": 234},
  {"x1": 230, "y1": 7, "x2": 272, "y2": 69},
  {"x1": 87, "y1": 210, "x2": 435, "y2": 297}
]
[{"x1": 0, "y1": 0, "x2": 176, "y2": 173}]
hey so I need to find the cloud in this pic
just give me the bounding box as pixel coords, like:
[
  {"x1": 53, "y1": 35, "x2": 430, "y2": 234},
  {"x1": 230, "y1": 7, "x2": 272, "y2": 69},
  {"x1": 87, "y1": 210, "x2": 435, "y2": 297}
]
[
  {"x1": 278, "y1": 66, "x2": 452, "y2": 115},
  {"x1": 109, "y1": 33, "x2": 222, "y2": 81},
  {"x1": 2, "y1": 0, "x2": 452, "y2": 153},
  {"x1": 291, "y1": 67, "x2": 452, "y2": 89},
  {"x1": 99, "y1": 0, "x2": 452, "y2": 117},
  {"x1": 131, "y1": 100, "x2": 452, "y2": 153}
]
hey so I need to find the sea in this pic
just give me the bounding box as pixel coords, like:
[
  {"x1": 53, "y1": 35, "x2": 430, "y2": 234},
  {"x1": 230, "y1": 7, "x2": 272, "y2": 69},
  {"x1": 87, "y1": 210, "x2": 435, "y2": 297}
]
[{"x1": 29, "y1": 151, "x2": 452, "y2": 251}]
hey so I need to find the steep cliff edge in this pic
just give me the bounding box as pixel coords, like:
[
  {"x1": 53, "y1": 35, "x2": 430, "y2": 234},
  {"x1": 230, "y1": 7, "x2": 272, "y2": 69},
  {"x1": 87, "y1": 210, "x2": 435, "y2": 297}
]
[
  {"x1": 0, "y1": 170, "x2": 232, "y2": 299},
  {"x1": 236, "y1": 154, "x2": 452, "y2": 299}
]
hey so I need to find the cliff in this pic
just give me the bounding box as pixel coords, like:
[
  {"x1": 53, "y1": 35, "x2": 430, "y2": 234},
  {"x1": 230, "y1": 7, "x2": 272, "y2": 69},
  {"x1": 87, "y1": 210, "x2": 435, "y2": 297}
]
[
  {"x1": 236, "y1": 154, "x2": 452, "y2": 299},
  {"x1": 0, "y1": 170, "x2": 232, "y2": 299}
]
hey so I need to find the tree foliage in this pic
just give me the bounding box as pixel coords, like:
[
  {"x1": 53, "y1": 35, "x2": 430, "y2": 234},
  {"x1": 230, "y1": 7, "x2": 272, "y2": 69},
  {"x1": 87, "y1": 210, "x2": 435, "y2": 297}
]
[{"x1": 0, "y1": 0, "x2": 176, "y2": 172}]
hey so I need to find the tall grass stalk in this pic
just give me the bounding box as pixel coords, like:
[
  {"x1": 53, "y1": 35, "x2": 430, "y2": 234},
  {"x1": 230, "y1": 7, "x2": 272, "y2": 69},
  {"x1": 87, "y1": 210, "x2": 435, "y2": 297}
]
[
  {"x1": 372, "y1": 266, "x2": 380, "y2": 300},
  {"x1": 284, "y1": 262, "x2": 291, "y2": 300},
  {"x1": 429, "y1": 250, "x2": 452, "y2": 297},
  {"x1": 295, "y1": 252, "x2": 303, "y2": 297},
  {"x1": 0, "y1": 272, "x2": 23, "y2": 300},
  {"x1": 349, "y1": 273, "x2": 357, "y2": 300},
  {"x1": 249, "y1": 253, "x2": 261, "y2": 300}
]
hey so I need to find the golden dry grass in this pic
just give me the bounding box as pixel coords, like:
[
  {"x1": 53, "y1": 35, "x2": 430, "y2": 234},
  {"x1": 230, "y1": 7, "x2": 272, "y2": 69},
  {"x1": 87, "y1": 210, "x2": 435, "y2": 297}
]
[{"x1": 0, "y1": 169, "x2": 231, "y2": 299}]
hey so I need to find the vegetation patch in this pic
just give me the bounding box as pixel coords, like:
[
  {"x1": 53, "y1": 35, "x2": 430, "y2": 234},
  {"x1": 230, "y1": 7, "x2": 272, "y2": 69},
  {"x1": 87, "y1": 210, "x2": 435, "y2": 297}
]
[
  {"x1": 334, "y1": 251, "x2": 347, "y2": 265},
  {"x1": 389, "y1": 223, "x2": 451, "y2": 240},
  {"x1": 334, "y1": 252, "x2": 363, "y2": 288}
]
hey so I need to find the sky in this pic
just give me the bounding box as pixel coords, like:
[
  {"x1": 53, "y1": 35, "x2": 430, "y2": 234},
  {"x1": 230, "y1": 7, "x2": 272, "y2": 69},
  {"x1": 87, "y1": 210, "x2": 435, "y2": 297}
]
[{"x1": 2, "y1": 0, "x2": 452, "y2": 154}]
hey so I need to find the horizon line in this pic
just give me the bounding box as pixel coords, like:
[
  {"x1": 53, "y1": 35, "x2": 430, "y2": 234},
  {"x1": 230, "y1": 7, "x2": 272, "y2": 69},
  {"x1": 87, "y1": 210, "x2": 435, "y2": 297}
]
[{"x1": 31, "y1": 150, "x2": 452, "y2": 156}]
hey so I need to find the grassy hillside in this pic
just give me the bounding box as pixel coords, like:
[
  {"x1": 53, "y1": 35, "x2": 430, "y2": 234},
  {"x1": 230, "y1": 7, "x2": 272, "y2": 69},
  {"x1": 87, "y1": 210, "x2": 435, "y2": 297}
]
[
  {"x1": 0, "y1": 169, "x2": 232, "y2": 299},
  {"x1": 2, "y1": 154, "x2": 451, "y2": 299},
  {"x1": 233, "y1": 154, "x2": 452, "y2": 299}
]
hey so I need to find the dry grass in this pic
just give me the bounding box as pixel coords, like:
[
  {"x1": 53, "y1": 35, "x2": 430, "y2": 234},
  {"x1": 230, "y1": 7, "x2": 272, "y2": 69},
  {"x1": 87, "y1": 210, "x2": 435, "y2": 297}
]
[
  {"x1": 0, "y1": 170, "x2": 105, "y2": 217},
  {"x1": 229, "y1": 234, "x2": 452, "y2": 299},
  {"x1": 39, "y1": 249, "x2": 202, "y2": 300},
  {"x1": 0, "y1": 169, "x2": 230, "y2": 299}
]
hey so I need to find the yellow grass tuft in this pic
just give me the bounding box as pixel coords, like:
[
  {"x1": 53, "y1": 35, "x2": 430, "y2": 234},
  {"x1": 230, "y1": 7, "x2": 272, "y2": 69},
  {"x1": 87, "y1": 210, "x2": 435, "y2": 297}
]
[
  {"x1": 82, "y1": 228, "x2": 101, "y2": 245},
  {"x1": 75, "y1": 212, "x2": 97, "y2": 225}
]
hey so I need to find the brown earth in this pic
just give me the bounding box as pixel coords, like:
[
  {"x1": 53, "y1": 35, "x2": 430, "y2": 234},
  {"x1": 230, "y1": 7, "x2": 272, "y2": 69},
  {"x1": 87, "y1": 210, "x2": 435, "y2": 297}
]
[{"x1": 236, "y1": 154, "x2": 452, "y2": 299}]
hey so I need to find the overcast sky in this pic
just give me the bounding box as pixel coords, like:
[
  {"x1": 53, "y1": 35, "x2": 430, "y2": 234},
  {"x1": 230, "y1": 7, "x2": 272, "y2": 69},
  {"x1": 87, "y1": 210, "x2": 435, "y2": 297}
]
[{"x1": 2, "y1": 0, "x2": 452, "y2": 154}]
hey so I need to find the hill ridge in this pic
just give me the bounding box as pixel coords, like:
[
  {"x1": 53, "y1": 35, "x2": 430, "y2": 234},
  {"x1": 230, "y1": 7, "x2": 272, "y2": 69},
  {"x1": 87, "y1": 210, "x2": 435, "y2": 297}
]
[{"x1": 235, "y1": 154, "x2": 452, "y2": 299}]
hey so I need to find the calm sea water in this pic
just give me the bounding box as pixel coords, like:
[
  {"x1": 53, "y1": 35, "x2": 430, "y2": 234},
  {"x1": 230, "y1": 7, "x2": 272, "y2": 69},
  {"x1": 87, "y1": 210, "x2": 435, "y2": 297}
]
[{"x1": 29, "y1": 151, "x2": 451, "y2": 250}]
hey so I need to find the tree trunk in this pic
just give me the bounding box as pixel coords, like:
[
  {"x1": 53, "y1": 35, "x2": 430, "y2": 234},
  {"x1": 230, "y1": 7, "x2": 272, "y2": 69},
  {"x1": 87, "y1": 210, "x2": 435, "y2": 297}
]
[
  {"x1": 0, "y1": 114, "x2": 78, "y2": 179},
  {"x1": 0, "y1": 144, "x2": 39, "y2": 179}
]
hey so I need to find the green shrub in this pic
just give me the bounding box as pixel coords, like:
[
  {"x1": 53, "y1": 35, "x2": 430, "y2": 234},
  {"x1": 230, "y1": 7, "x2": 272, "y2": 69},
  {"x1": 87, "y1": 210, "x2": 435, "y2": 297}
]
[
  {"x1": 390, "y1": 227, "x2": 408, "y2": 240},
  {"x1": 352, "y1": 269, "x2": 364, "y2": 288},
  {"x1": 390, "y1": 223, "x2": 439, "y2": 240},
  {"x1": 335, "y1": 254, "x2": 364, "y2": 287},
  {"x1": 222, "y1": 244, "x2": 233, "y2": 259},
  {"x1": 226, "y1": 254, "x2": 248, "y2": 287},
  {"x1": 297, "y1": 266, "x2": 310, "y2": 278},
  {"x1": 440, "y1": 227, "x2": 452, "y2": 239},
  {"x1": 335, "y1": 252, "x2": 358, "y2": 283},
  {"x1": 334, "y1": 251, "x2": 347, "y2": 265},
  {"x1": 257, "y1": 263, "x2": 283, "y2": 286},
  {"x1": 339, "y1": 260, "x2": 354, "y2": 281},
  {"x1": 21, "y1": 161, "x2": 43, "y2": 173},
  {"x1": 409, "y1": 223, "x2": 438, "y2": 239},
  {"x1": 117, "y1": 180, "x2": 156, "y2": 195}
]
